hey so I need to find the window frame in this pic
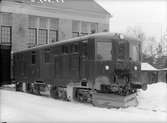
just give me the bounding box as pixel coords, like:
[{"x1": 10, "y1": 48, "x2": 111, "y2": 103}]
[
  {"x1": 49, "y1": 29, "x2": 58, "y2": 43},
  {"x1": 31, "y1": 51, "x2": 36, "y2": 65},
  {"x1": 0, "y1": 25, "x2": 12, "y2": 45},
  {"x1": 117, "y1": 41, "x2": 127, "y2": 61},
  {"x1": 28, "y1": 28, "x2": 37, "y2": 47},
  {"x1": 72, "y1": 32, "x2": 80, "y2": 38},
  {"x1": 38, "y1": 29, "x2": 48, "y2": 45},
  {"x1": 95, "y1": 40, "x2": 113, "y2": 61}
]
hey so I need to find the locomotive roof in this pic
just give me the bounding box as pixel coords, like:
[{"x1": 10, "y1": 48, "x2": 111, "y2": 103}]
[{"x1": 13, "y1": 32, "x2": 141, "y2": 54}]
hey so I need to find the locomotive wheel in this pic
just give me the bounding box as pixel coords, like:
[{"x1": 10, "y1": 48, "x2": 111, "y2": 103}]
[
  {"x1": 75, "y1": 89, "x2": 92, "y2": 103},
  {"x1": 26, "y1": 83, "x2": 33, "y2": 93},
  {"x1": 15, "y1": 82, "x2": 22, "y2": 92},
  {"x1": 50, "y1": 86, "x2": 59, "y2": 99},
  {"x1": 32, "y1": 83, "x2": 40, "y2": 95},
  {"x1": 60, "y1": 90, "x2": 68, "y2": 101}
]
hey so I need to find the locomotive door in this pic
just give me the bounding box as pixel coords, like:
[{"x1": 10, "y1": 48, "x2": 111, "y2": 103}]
[{"x1": 79, "y1": 40, "x2": 88, "y2": 80}]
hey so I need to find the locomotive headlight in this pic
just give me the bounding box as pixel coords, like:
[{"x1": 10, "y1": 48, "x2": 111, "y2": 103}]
[
  {"x1": 134, "y1": 66, "x2": 138, "y2": 71},
  {"x1": 105, "y1": 65, "x2": 110, "y2": 70}
]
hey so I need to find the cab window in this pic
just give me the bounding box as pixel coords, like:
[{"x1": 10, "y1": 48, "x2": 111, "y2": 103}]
[
  {"x1": 118, "y1": 42, "x2": 126, "y2": 60},
  {"x1": 96, "y1": 41, "x2": 112, "y2": 61},
  {"x1": 44, "y1": 49, "x2": 50, "y2": 63},
  {"x1": 129, "y1": 43, "x2": 139, "y2": 61},
  {"x1": 32, "y1": 51, "x2": 36, "y2": 64}
]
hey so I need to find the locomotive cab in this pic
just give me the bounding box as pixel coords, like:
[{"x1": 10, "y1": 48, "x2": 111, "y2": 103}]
[{"x1": 93, "y1": 34, "x2": 145, "y2": 96}]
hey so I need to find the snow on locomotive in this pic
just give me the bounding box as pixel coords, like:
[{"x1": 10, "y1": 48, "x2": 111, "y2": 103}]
[{"x1": 13, "y1": 32, "x2": 147, "y2": 108}]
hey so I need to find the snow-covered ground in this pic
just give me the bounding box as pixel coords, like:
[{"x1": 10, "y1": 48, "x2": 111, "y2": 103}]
[{"x1": 0, "y1": 82, "x2": 167, "y2": 123}]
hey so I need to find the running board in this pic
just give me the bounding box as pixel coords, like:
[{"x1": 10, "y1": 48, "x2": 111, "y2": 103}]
[{"x1": 92, "y1": 93, "x2": 138, "y2": 108}]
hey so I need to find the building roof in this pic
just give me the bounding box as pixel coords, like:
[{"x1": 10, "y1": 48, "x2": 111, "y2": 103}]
[
  {"x1": 141, "y1": 62, "x2": 158, "y2": 71},
  {"x1": 159, "y1": 68, "x2": 167, "y2": 71}
]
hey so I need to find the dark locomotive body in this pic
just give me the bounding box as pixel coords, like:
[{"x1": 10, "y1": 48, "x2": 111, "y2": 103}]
[
  {"x1": 13, "y1": 33, "x2": 147, "y2": 107},
  {"x1": 0, "y1": 44, "x2": 11, "y2": 86}
]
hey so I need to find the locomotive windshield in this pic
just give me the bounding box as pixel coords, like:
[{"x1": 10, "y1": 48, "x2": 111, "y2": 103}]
[
  {"x1": 118, "y1": 42, "x2": 127, "y2": 60},
  {"x1": 96, "y1": 41, "x2": 112, "y2": 61},
  {"x1": 129, "y1": 43, "x2": 140, "y2": 61}
]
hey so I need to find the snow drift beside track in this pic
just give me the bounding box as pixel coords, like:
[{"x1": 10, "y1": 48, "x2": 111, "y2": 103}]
[
  {"x1": 0, "y1": 82, "x2": 167, "y2": 122},
  {"x1": 137, "y1": 82, "x2": 167, "y2": 112}
]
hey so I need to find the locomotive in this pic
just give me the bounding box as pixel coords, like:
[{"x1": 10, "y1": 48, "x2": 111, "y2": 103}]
[{"x1": 13, "y1": 32, "x2": 147, "y2": 108}]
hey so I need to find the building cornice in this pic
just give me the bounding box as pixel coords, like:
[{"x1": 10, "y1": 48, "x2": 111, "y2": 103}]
[{"x1": 0, "y1": 1, "x2": 110, "y2": 24}]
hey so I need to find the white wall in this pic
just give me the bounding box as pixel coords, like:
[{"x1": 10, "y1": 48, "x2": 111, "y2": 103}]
[{"x1": 12, "y1": 14, "x2": 29, "y2": 52}]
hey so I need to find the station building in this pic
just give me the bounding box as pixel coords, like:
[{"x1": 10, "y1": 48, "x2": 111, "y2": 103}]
[
  {"x1": 0, "y1": 0, "x2": 111, "y2": 52},
  {"x1": 141, "y1": 63, "x2": 159, "y2": 84},
  {"x1": 158, "y1": 68, "x2": 167, "y2": 83},
  {"x1": 0, "y1": 0, "x2": 111, "y2": 85}
]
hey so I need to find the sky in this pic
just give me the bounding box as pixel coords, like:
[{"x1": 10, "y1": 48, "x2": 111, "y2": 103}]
[{"x1": 96, "y1": 0, "x2": 167, "y2": 41}]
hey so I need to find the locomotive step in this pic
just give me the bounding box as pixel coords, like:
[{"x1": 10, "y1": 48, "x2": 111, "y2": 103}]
[{"x1": 92, "y1": 93, "x2": 138, "y2": 108}]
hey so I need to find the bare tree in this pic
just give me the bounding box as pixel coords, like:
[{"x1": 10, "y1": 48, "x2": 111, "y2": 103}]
[{"x1": 126, "y1": 26, "x2": 146, "y2": 41}]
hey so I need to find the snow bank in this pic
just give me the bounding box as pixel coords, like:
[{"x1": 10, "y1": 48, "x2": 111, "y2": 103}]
[
  {"x1": 137, "y1": 82, "x2": 167, "y2": 112},
  {"x1": 0, "y1": 82, "x2": 167, "y2": 123}
]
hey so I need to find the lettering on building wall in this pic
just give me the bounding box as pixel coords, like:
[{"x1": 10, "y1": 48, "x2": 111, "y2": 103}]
[{"x1": 30, "y1": 0, "x2": 64, "y2": 3}]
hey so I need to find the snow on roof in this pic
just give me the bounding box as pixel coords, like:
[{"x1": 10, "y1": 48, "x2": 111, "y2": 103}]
[
  {"x1": 159, "y1": 68, "x2": 167, "y2": 71},
  {"x1": 141, "y1": 62, "x2": 158, "y2": 71}
]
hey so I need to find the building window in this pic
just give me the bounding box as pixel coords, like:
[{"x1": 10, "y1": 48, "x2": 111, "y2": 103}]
[
  {"x1": 72, "y1": 21, "x2": 92, "y2": 37},
  {"x1": 80, "y1": 32, "x2": 88, "y2": 36},
  {"x1": 1, "y1": 13, "x2": 12, "y2": 26},
  {"x1": 28, "y1": 16, "x2": 59, "y2": 45},
  {"x1": 72, "y1": 20, "x2": 80, "y2": 38},
  {"x1": 38, "y1": 29, "x2": 48, "y2": 45},
  {"x1": 72, "y1": 32, "x2": 79, "y2": 37},
  {"x1": 0, "y1": 26, "x2": 12, "y2": 44},
  {"x1": 81, "y1": 22, "x2": 89, "y2": 34},
  {"x1": 29, "y1": 16, "x2": 37, "y2": 28},
  {"x1": 28, "y1": 16, "x2": 37, "y2": 47},
  {"x1": 28, "y1": 28, "x2": 37, "y2": 47},
  {"x1": 102, "y1": 24, "x2": 109, "y2": 32},
  {"x1": 49, "y1": 18, "x2": 59, "y2": 42},
  {"x1": 49, "y1": 30, "x2": 58, "y2": 43},
  {"x1": 50, "y1": 18, "x2": 58, "y2": 30},
  {"x1": 91, "y1": 23, "x2": 98, "y2": 33},
  {"x1": 39, "y1": 17, "x2": 47, "y2": 29}
]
